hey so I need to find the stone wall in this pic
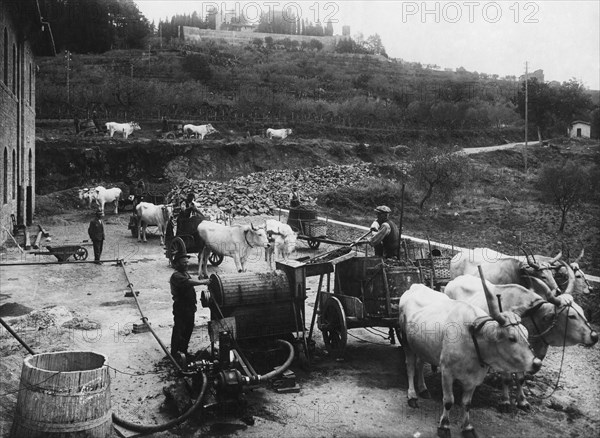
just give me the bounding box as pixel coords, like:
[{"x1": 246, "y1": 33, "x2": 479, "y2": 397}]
[{"x1": 182, "y1": 27, "x2": 341, "y2": 51}]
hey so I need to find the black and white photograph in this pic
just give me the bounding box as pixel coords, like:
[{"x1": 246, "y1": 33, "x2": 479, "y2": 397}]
[{"x1": 1, "y1": 1, "x2": 598, "y2": 437}]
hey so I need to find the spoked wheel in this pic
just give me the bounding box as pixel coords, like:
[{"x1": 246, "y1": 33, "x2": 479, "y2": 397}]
[
  {"x1": 166, "y1": 132, "x2": 176, "y2": 139},
  {"x1": 307, "y1": 238, "x2": 320, "y2": 249},
  {"x1": 73, "y1": 247, "x2": 88, "y2": 261},
  {"x1": 169, "y1": 237, "x2": 186, "y2": 267},
  {"x1": 209, "y1": 251, "x2": 224, "y2": 266},
  {"x1": 320, "y1": 297, "x2": 347, "y2": 360}
]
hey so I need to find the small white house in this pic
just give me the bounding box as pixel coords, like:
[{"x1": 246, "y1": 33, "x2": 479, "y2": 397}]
[{"x1": 568, "y1": 120, "x2": 591, "y2": 138}]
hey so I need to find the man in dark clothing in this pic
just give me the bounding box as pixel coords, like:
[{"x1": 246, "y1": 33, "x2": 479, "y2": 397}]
[
  {"x1": 170, "y1": 252, "x2": 206, "y2": 363},
  {"x1": 88, "y1": 210, "x2": 105, "y2": 263},
  {"x1": 368, "y1": 205, "x2": 400, "y2": 259}
]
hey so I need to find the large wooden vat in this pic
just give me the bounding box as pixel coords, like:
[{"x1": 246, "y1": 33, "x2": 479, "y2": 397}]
[
  {"x1": 10, "y1": 351, "x2": 112, "y2": 438},
  {"x1": 206, "y1": 270, "x2": 303, "y2": 340}
]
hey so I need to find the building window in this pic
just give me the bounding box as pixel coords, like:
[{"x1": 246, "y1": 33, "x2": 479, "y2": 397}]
[
  {"x1": 12, "y1": 149, "x2": 16, "y2": 199},
  {"x1": 29, "y1": 62, "x2": 32, "y2": 104},
  {"x1": 3, "y1": 28, "x2": 7, "y2": 85},
  {"x1": 12, "y1": 43, "x2": 16, "y2": 94},
  {"x1": 3, "y1": 148, "x2": 7, "y2": 204}
]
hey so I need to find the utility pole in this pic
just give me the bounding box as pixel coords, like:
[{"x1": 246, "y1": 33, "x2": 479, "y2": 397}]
[
  {"x1": 64, "y1": 50, "x2": 72, "y2": 106},
  {"x1": 525, "y1": 61, "x2": 528, "y2": 147},
  {"x1": 524, "y1": 61, "x2": 529, "y2": 172}
]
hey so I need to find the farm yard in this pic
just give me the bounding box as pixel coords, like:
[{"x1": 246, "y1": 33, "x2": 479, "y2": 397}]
[
  {"x1": 2, "y1": 3, "x2": 599, "y2": 435},
  {"x1": 1, "y1": 131, "x2": 599, "y2": 438},
  {"x1": 0, "y1": 206, "x2": 598, "y2": 438}
]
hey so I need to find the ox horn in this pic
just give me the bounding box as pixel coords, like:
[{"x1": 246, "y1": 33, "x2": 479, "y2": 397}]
[
  {"x1": 558, "y1": 259, "x2": 575, "y2": 296},
  {"x1": 574, "y1": 248, "x2": 585, "y2": 264},
  {"x1": 478, "y1": 265, "x2": 506, "y2": 325},
  {"x1": 549, "y1": 251, "x2": 563, "y2": 265},
  {"x1": 519, "y1": 246, "x2": 539, "y2": 269}
]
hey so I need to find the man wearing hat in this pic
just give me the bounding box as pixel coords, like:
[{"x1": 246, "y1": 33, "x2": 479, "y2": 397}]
[
  {"x1": 88, "y1": 210, "x2": 105, "y2": 264},
  {"x1": 368, "y1": 205, "x2": 400, "y2": 258},
  {"x1": 170, "y1": 252, "x2": 206, "y2": 364},
  {"x1": 289, "y1": 185, "x2": 302, "y2": 208}
]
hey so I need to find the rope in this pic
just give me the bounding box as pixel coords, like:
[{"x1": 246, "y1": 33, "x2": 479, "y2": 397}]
[
  {"x1": 534, "y1": 305, "x2": 570, "y2": 400},
  {"x1": 347, "y1": 331, "x2": 388, "y2": 346},
  {"x1": 106, "y1": 365, "x2": 164, "y2": 377},
  {"x1": 0, "y1": 371, "x2": 62, "y2": 397}
]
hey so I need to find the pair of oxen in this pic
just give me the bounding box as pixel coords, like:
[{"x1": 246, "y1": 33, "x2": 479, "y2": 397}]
[{"x1": 398, "y1": 248, "x2": 597, "y2": 438}]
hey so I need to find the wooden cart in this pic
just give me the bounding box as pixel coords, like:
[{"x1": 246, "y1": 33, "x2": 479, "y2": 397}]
[
  {"x1": 31, "y1": 245, "x2": 89, "y2": 262},
  {"x1": 164, "y1": 215, "x2": 224, "y2": 268},
  {"x1": 308, "y1": 254, "x2": 424, "y2": 359},
  {"x1": 287, "y1": 207, "x2": 330, "y2": 249}
]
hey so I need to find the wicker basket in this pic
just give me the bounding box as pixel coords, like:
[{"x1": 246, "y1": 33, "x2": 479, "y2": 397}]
[
  {"x1": 416, "y1": 257, "x2": 452, "y2": 281},
  {"x1": 304, "y1": 220, "x2": 327, "y2": 237}
]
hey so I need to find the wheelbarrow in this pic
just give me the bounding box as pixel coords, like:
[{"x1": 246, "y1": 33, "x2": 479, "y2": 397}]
[{"x1": 31, "y1": 245, "x2": 89, "y2": 262}]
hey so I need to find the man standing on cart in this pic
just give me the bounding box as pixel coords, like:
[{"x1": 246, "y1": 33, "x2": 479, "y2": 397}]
[{"x1": 367, "y1": 205, "x2": 400, "y2": 259}]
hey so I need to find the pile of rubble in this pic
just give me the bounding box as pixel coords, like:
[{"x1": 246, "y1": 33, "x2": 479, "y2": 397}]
[{"x1": 167, "y1": 163, "x2": 378, "y2": 216}]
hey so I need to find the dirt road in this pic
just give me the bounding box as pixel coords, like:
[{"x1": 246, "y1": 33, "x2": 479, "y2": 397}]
[{"x1": 1, "y1": 208, "x2": 598, "y2": 438}]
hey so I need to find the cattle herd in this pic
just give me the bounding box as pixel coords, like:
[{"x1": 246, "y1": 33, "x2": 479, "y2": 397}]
[
  {"x1": 75, "y1": 185, "x2": 597, "y2": 437},
  {"x1": 400, "y1": 247, "x2": 597, "y2": 437},
  {"x1": 96, "y1": 119, "x2": 293, "y2": 141}
]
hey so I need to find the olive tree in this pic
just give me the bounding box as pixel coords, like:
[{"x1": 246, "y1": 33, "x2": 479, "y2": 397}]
[
  {"x1": 408, "y1": 144, "x2": 471, "y2": 210},
  {"x1": 536, "y1": 161, "x2": 592, "y2": 232}
]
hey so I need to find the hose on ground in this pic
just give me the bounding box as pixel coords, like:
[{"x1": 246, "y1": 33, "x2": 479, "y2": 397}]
[
  {"x1": 249, "y1": 339, "x2": 295, "y2": 384},
  {"x1": 112, "y1": 371, "x2": 208, "y2": 433}
]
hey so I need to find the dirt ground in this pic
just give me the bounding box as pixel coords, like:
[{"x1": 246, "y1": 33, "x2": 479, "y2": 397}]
[{"x1": 1, "y1": 207, "x2": 599, "y2": 438}]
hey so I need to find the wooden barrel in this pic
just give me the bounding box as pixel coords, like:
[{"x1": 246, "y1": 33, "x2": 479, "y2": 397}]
[{"x1": 10, "y1": 351, "x2": 112, "y2": 438}]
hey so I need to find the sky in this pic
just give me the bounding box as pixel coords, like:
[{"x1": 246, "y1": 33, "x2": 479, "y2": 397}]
[{"x1": 135, "y1": 0, "x2": 600, "y2": 89}]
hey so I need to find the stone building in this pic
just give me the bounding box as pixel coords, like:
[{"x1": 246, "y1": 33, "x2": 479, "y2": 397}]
[
  {"x1": 0, "y1": 0, "x2": 55, "y2": 244},
  {"x1": 568, "y1": 120, "x2": 591, "y2": 138}
]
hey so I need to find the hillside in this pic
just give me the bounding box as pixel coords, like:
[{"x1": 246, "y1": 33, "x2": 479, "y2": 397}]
[
  {"x1": 33, "y1": 117, "x2": 600, "y2": 281},
  {"x1": 36, "y1": 44, "x2": 536, "y2": 141}
]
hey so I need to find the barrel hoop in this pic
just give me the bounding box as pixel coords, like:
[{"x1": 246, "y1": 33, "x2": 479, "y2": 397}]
[
  {"x1": 21, "y1": 381, "x2": 108, "y2": 396},
  {"x1": 13, "y1": 411, "x2": 112, "y2": 433}
]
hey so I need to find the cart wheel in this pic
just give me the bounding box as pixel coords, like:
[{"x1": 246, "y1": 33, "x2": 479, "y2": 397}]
[
  {"x1": 320, "y1": 296, "x2": 347, "y2": 359},
  {"x1": 166, "y1": 132, "x2": 176, "y2": 139},
  {"x1": 307, "y1": 238, "x2": 320, "y2": 249},
  {"x1": 73, "y1": 247, "x2": 88, "y2": 261},
  {"x1": 84, "y1": 129, "x2": 94, "y2": 137},
  {"x1": 209, "y1": 251, "x2": 224, "y2": 266},
  {"x1": 169, "y1": 237, "x2": 186, "y2": 267}
]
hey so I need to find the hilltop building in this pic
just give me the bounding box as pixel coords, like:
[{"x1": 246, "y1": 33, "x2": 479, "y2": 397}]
[
  {"x1": 519, "y1": 69, "x2": 544, "y2": 83},
  {"x1": 0, "y1": 0, "x2": 55, "y2": 244}
]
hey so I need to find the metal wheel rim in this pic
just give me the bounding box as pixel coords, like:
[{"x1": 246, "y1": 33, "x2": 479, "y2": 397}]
[
  {"x1": 321, "y1": 297, "x2": 347, "y2": 359},
  {"x1": 169, "y1": 237, "x2": 186, "y2": 267},
  {"x1": 209, "y1": 252, "x2": 224, "y2": 266},
  {"x1": 73, "y1": 247, "x2": 88, "y2": 261}
]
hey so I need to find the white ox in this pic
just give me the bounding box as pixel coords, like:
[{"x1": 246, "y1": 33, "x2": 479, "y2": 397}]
[
  {"x1": 529, "y1": 249, "x2": 591, "y2": 296},
  {"x1": 197, "y1": 222, "x2": 270, "y2": 278},
  {"x1": 467, "y1": 247, "x2": 586, "y2": 296},
  {"x1": 449, "y1": 247, "x2": 572, "y2": 298},
  {"x1": 399, "y1": 275, "x2": 541, "y2": 438},
  {"x1": 136, "y1": 202, "x2": 174, "y2": 245},
  {"x1": 445, "y1": 274, "x2": 598, "y2": 411},
  {"x1": 184, "y1": 124, "x2": 218, "y2": 140},
  {"x1": 105, "y1": 121, "x2": 141, "y2": 139},
  {"x1": 94, "y1": 186, "x2": 122, "y2": 214},
  {"x1": 266, "y1": 128, "x2": 292, "y2": 140},
  {"x1": 265, "y1": 219, "x2": 298, "y2": 269},
  {"x1": 78, "y1": 187, "x2": 98, "y2": 208}
]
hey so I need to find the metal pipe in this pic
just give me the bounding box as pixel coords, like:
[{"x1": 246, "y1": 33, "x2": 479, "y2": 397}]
[
  {"x1": 116, "y1": 260, "x2": 185, "y2": 374},
  {"x1": 0, "y1": 317, "x2": 36, "y2": 355},
  {"x1": 0, "y1": 259, "x2": 122, "y2": 267},
  {"x1": 116, "y1": 260, "x2": 209, "y2": 375}
]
